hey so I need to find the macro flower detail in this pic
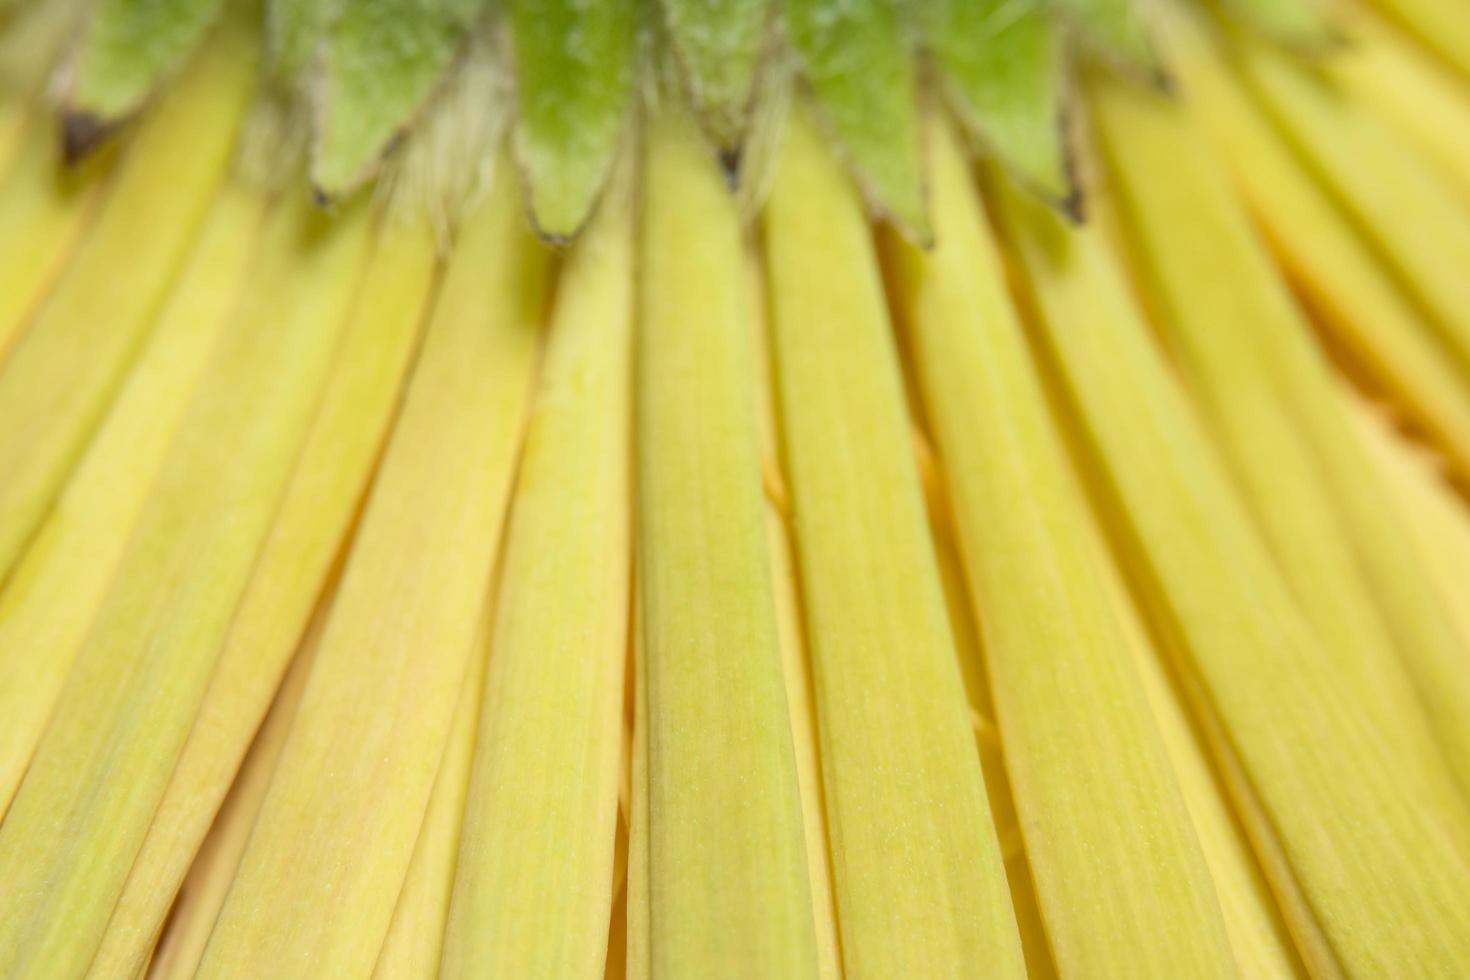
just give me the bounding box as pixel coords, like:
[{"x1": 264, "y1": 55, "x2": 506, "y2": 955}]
[{"x1": 0, "y1": 0, "x2": 1468, "y2": 977}]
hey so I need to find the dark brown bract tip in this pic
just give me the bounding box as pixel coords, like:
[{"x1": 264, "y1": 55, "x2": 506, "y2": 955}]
[
  {"x1": 528, "y1": 220, "x2": 575, "y2": 249},
  {"x1": 1061, "y1": 186, "x2": 1087, "y2": 225},
  {"x1": 718, "y1": 145, "x2": 743, "y2": 189},
  {"x1": 1152, "y1": 65, "x2": 1179, "y2": 97},
  {"x1": 61, "y1": 111, "x2": 114, "y2": 165}
]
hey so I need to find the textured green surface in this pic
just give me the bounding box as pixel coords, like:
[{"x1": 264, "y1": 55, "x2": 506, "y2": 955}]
[
  {"x1": 71, "y1": 0, "x2": 229, "y2": 120},
  {"x1": 659, "y1": 0, "x2": 768, "y2": 151},
  {"x1": 786, "y1": 0, "x2": 928, "y2": 240},
  {"x1": 312, "y1": 0, "x2": 486, "y2": 196},
  {"x1": 511, "y1": 0, "x2": 634, "y2": 240},
  {"x1": 925, "y1": 0, "x2": 1072, "y2": 207},
  {"x1": 268, "y1": 0, "x2": 336, "y2": 82}
]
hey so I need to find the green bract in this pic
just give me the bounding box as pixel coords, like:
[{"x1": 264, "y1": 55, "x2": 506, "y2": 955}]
[
  {"x1": 70, "y1": 0, "x2": 230, "y2": 134},
  {"x1": 267, "y1": 0, "x2": 335, "y2": 83},
  {"x1": 313, "y1": 0, "x2": 487, "y2": 197},
  {"x1": 1055, "y1": 0, "x2": 1163, "y2": 78},
  {"x1": 51, "y1": 0, "x2": 1341, "y2": 239},
  {"x1": 511, "y1": 0, "x2": 635, "y2": 240},
  {"x1": 787, "y1": 0, "x2": 929, "y2": 241},
  {"x1": 924, "y1": 0, "x2": 1073, "y2": 210},
  {"x1": 660, "y1": 0, "x2": 768, "y2": 152}
]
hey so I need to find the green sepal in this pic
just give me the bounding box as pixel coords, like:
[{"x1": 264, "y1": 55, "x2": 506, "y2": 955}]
[
  {"x1": 67, "y1": 0, "x2": 228, "y2": 125},
  {"x1": 268, "y1": 0, "x2": 337, "y2": 83},
  {"x1": 925, "y1": 0, "x2": 1075, "y2": 213},
  {"x1": 658, "y1": 0, "x2": 769, "y2": 152},
  {"x1": 786, "y1": 0, "x2": 930, "y2": 242},
  {"x1": 311, "y1": 0, "x2": 487, "y2": 198},
  {"x1": 1218, "y1": 0, "x2": 1340, "y2": 48},
  {"x1": 511, "y1": 0, "x2": 635, "y2": 241},
  {"x1": 1053, "y1": 0, "x2": 1165, "y2": 80}
]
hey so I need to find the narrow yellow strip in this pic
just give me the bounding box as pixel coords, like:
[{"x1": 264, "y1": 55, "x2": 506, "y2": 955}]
[
  {"x1": 915, "y1": 313, "x2": 1294, "y2": 978},
  {"x1": 374, "y1": 619, "x2": 492, "y2": 979},
  {"x1": 0, "y1": 190, "x2": 361, "y2": 979},
  {"x1": 747, "y1": 245, "x2": 843, "y2": 980},
  {"x1": 441, "y1": 179, "x2": 632, "y2": 979},
  {"x1": 1333, "y1": 11, "x2": 1470, "y2": 205},
  {"x1": 0, "y1": 179, "x2": 267, "y2": 818},
  {"x1": 195, "y1": 162, "x2": 548, "y2": 980},
  {"x1": 1236, "y1": 30, "x2": 1470, "y2": 384},
  {"x1": 887, "y1": 115, "x2": 1233, "y2": 979},
  {"x1": 625, "y1": 573, "x2": 650, "y2": 980},
  {"x1": 1001, "y1": 182, "x2": 1470, "y2": 978},
  {"x1": 89, "y1": 204, "x2": 420, "y2": 980},
  {"x1": 912, "y1": 432, "x2": 1057, "y2": 980},
  {"x1": 1352, "y1": 404, "x2": 1470, "y2": 656},
  {"x1": 368, "y1": 79, "x2": 512, "y2": 978},
  {"x1": 759, "y1": 509, "x2": 844, "y2": 980},
  {"x1": 1364, "y1": 0, "x2": 1470, "y2": 79},
  {"x1": 0, "y1": 21, "x2": 254, "y2": 579},
  {"x1": 146, "y1": 609, "x2": 329, "y2": 980},
  {"x1": 1095, "y1": 531, "x2": 1307, "y2": 979},
  {"x1": 1091, "y1": 71, "x2": 1470, "y2": 802},
  {"x1": 927, "y1": 512, "x2": 1058, "y2": 980},
  {"x1": 1158, "y1": 5, "x2": 1470, "y2": 477},
  {"x1": 0, "y1": 112, "x2": 113, "y2": 360},
  {"x1": 635, "y1": 109, "x2": 818, "y2": 978},
  {"x1": 764, "y1": 110, "x2": 1026, "y2": 978}
]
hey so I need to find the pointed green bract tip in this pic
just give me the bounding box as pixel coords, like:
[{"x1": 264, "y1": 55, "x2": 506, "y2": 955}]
[
  {"x1": 927, "y1": 0, "x2": 1074, "y2": 209},
  {"x1": 787, "y1": 0, "x2": 930, "y2": 242},
  {"x1": 659, "y1": 0, "x2": 768, "y2": 151},
  {"x1": 512, "y1": 0, "x2": 634, "y2": 240},
  {"x1": 518, "y1": 134, "x2": 620, "y2": 244},
  {"x1": 1055, "y1": 0, "x2": 1167, "y2": 81},
  {"x1": 69, "y1": 0, "x2": 228, "y2": 124},
  {"x1": 311, "y1": 0, "x2": 484, "y2": 198}
]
